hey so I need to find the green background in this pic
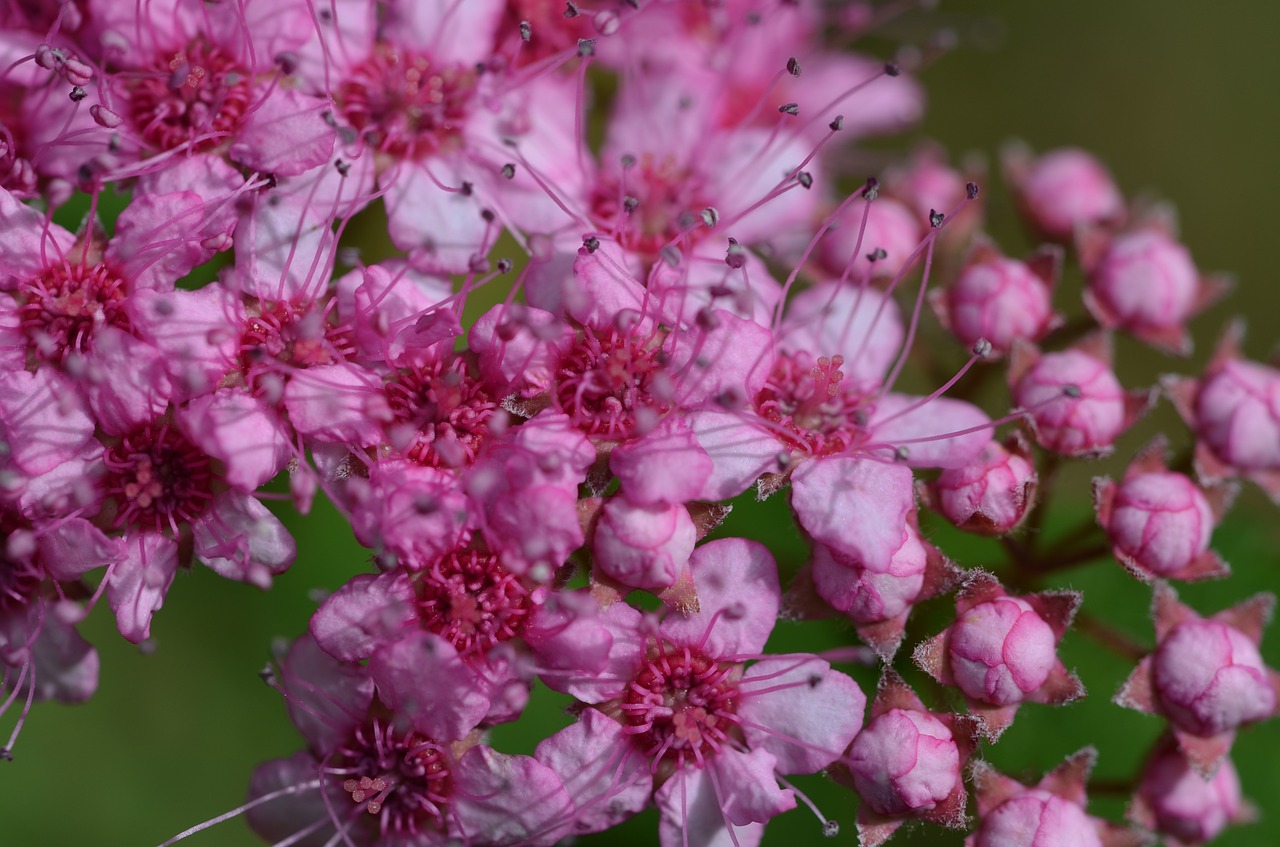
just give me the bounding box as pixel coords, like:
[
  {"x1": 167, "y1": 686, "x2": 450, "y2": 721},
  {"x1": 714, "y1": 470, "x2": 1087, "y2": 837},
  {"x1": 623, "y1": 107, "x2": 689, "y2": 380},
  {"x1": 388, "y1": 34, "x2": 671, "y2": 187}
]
[{"x1": 6, "y1": 2, "x2": 1280, "y2": 845}]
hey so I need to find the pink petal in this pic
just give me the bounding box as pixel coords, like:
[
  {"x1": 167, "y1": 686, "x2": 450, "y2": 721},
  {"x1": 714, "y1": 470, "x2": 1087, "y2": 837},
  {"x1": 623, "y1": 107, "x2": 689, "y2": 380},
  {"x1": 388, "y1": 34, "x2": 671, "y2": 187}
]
[
  {"x1": 739, "y1": 655, "x2": 866, "y2": 774},
  {"x1": 229, "y1": 88, "x2": 337, "y2": 177},
  {"x1": 279, "y1": 634, "x2": 373, "y2": 753},
  {"x1": 384, "y1": 160, "x2": 489, "y2": 275},
  {"x1": 451, "y1": 745, "x2": 575, "y2": 847},
  {"x1": 0, "y1": 189, "x2": 73, "y2": 286},
  {"x1": 660, "y1": 538, "x2": 780, "y2": 658},
  {"x1": 192, "y1": 492, "x2": 296, "y2": 587},
  {"x1": 107, "y1": 532, "x2": 179, "y2": 644},
  {"x1": 282, "y1": 363, "x2": 388, "y2": 446},
  {"x1": 687, "y1": 410, "x2": 783, "y2": 501},
  {"x1": 37, "y1": 518, "x2": 122, "y2": 581},
  {"x1": 178, "y1": 391, "x2": 291, "y2": 491},
  {"x1": 309, "y1": 571, "x2": 417, "y2": 662},
  {"x1": 868, "y1": 394, "x2": 991, "y2": 469},
  {"x1": 791, "y1": 457, "x2": 913, "y2": 570},
  {"x1": 367, "y1": 631, "x2": 489, "y2": 741},
  {"x1": 656, "y1": 765, "x2": 767, "y2": 847}
]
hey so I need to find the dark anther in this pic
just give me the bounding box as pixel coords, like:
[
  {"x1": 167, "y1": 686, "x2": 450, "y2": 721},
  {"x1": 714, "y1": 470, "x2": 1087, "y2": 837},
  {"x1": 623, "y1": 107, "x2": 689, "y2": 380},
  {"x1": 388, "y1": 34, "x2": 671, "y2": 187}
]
[
  {"x1": 577, "y1": 38, "x2": 596, "y2": 57},
  {"x1": 274, "y1": 52, "x2": 299, "y2": 74},
  {"x1": 583, "y1": 236, "x2": 600, "y2": 253},
  {"x1": 460, "y1": 181, "x2": 474, "y2": 196},
  {"x1": 778, "y1": 102, "x2": 800, "y2": 116},
  {"x1": 69, "y1": 85, "x2": 86, "y2": 102},
  {"x1": 972, "y1": 338, "x2": 993, "y2": 358},
  {"x1": 481, "y1": 208, "x2": 496, "y2": 222},
  {"x1": 501, "y1": 163, "x2": 517, "y2": 179},
  {"x1": 564, "y1": 1, "x2": 580, "y2": 17},
  {"x1": 334, "y1": 159, "x2": 350, "y2": 176},
  {"x1": 867, "y1": 247, "x2": 887, "y2": 262},
  {"x1": 884, "y1": 62, "x2": 901, "y2": 76},
  {"x1": 660, "y1": 245, "x2": 681, "y2": 267},
  {"x1": 497, "y1": 258, "x2": 514, "y2": 273},
  {"x1": 829, "y1": 114, "x2": 844, "y2": 131},
  {"x1": 966, "y1": 181, "x2": 980, "y2": 200},
  {"x1": 797, "y1": 171, "x2": 813, "y2": 189},
  {"x1": 930, "y1": 208, "x2": 945, "y2": 228},
  {"x1": 787, "y1": 57, "x2": 802, "y2": 77},
  {"x1": 894, "y1": 446, "x2": 911, "y2": 462},
  {"x1": 519, "y1": 21, "x2": 532, "y2": 42},
  {"x1": 725, "y1": 238, "x2": 747, "y2": 269},
  {"x1": 1062, "y1": 384, "x2": 1083, "y2": 399},
  {"x1": 623, "y1": 195, "x2": 639, "y2": 213},
  {"x1": 700, "y1": 207, "x2": 720, "y2": 227}
]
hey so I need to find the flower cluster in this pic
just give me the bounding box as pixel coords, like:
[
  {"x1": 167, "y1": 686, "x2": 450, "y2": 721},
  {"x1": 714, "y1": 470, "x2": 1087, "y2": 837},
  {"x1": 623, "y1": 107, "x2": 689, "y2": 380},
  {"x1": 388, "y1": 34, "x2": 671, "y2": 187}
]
[{"x1": 0, "y1": 2, "x2": 1275, "y2": 846}]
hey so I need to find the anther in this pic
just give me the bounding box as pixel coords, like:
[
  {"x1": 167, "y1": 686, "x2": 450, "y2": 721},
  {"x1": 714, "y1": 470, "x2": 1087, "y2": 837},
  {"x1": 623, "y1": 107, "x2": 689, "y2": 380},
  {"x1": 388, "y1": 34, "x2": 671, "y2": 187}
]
[
  {"x1": 929, "y1": 208, "x2": 945, "y2": 228},
  {"x1": 700, "y1": 207, "x2": 720, "y2": 227},
  {"x1": 577, "y1": 38, "x2": 596, "y2": 57},
  {"x1": 564, "y1": 1, "x2": 580, "y2": 17},
  {"x1": 894, "y1": 446, "x2": 911, "y2": 462},
  {"x1": 972, "y1": 338, "x2": 993, "y2": 358},
  {"x1": 519, "y1": 21, "x2": 532, "y2": 42},
  {"x1": 787, "y1": 57, "x2": 802, "y2": 77},
  {"x1": 1062, "y1": 384, "x2": 1082, "y2": 399},
  {"x1": 500, "y1": 163, "x2": 516, "y2": 179},
  {"x1": 866, "y1": 247, "x2": 887, "y2": 262},
  {"x1": 623, "y1": 195, "x2": 639, "y2": 213},
  {"x1": 274, "y1": 52, "x2": 299, "y2": 74},
  {"x1": 334, "y1": 159, "x2": 351, "y2": 176},
  {"x1": 778, "y1": 102, "x2": 800, "y2": 116},
  {"x1": 823, "y1": 821, "x2": 840, "y2": 837},
  {"x1": 884, "y1": 62, "x2": 901, "y2": 77},
  {"x1": 496, "y1": 258, "x2": 513, "y2": 273},
  {"x1": 966, "y1": 181, "x2": 980, "y2": 200},
  {"x1": 480, "y1": 208, "x2": 496, "y2": 222},
  {"x1": 583, "y1": 236, "x2": 600, "y2": 253},
  {"x1": 725, "y1": 238, "x2": 747, "y2": 269},
  {"x1": 829, "y1": 115, "x2": 844, "y2": 131},
  {"x1": 797, "y1": 171, "x2": 813, "y2": 189},
  {"x1": 69, "y1": 86, "x2": 86, "y2": 102},
  {"x1": 660, "y1": 246, "x2": 681, "y2": 267}
]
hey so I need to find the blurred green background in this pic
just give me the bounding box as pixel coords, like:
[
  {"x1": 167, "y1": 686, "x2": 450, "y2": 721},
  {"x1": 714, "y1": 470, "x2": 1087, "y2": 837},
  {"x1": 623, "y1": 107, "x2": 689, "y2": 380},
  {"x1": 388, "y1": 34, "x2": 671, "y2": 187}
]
[{"x1": 7, "y1": 2, "x2": 1280, "y2": 845}]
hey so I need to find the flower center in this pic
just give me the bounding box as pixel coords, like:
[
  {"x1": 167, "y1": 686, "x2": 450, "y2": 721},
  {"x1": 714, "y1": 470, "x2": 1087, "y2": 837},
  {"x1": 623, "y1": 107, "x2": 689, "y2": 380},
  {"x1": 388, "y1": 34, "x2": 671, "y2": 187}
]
[
  {"x1": 103, "y1": 424, "x2": 215, "y2": 533},
  {"x1": 337, "y1": 42, "x2": 477, "y2": 160},
  {"x1": 589, "y1": 157, "x2": 710, "y2": 257},
  {"x1": 128, "y1": 37, "x2": 252, "y2": 153},
  {"x1": 620, "y1": 645, "x2": 739, "y2": 769},
  {"x1": 334, "y1": 720, "x2": 452, "y2": 834},
  {"x1": 18, "y1": 262, "x2": 130, "y2": 362},
  {"x1": 385, "y1": 356, "x2": 496, "y2": 468},
  {"x1": 415, "y1": 549, "x2": 531, "y2": 659},
  {"x1": 239, "y1": 299, "x2": 353, "y2": 388},
  {"x1": 556, "y1": 326, "x2": 670, "y2": 440},
  {"x1": 754, "y1": 351, "x2": 869, "y2": 457}
]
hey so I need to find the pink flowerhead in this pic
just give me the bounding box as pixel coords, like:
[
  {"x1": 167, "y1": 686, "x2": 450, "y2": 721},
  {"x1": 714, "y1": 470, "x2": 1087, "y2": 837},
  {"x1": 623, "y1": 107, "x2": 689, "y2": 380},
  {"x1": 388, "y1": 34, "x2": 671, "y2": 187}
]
[
  {"x1": 1094, "y1": 441, "x2": 1227, "y2": 581},
  {"x1": 925, "y1": 435, "x2": 1038, "y2": 535},
  {"x1": 1131, "y1": 739, "x2": 1248, "y2": 847},
  {"x1": 591, "y1": 497, "x2": 696, "y2": 592},
  {"x1": 915, "y1": 572, "x2": 1084, "y2": 740},
  {"x1": 1005, "y1": 144, "x2": 1124, "y2": 240},
  {"x1": 1012, "y1": 336, "x2": 1146, "y2": 457},
  {"x1": 968, "y1": 749, "x2": 1149, "y2": 847},
  {"x1": 935, "y1": 240, "x2": 1062, "y2": 356},
  {"x1": 1117, "y1": 584, "x2": 1280, "y2": 775}
]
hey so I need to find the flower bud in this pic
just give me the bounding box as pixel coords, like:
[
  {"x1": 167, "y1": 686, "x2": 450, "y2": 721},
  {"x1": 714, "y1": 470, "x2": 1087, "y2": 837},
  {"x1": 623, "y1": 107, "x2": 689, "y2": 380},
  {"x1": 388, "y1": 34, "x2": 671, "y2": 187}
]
[
  {"x1": 948, "y1": 597, "x2": 1056, "y2": 706},
  {"x1": 1013, "y1": 147, "x2": 1124, "y2": 240},
  {"x1": 945, "y1": 256, "x2": 1054, "y2": 355},
  {"x1": 845, "y1": 708, "x2": 960, "y2": 816},
  {"x1": 930, "y1": 439, "x2": 1036, "y2": 534},
  {"x1": 1136, "y1": 745, "x2": 1244, "y2": 845},
  {"x1": 1015, "y1": 349, "x2": 1126, "y2": 455},
  {"x1": 810, "y1": 521, "x2": 926, "y2": 624},
  {"x1": 1153, "y1": 620, "x2": 1276, "y2": 737},
  {"x1": 591, "y1": 497, "x2": 695, "y2": 591},
  {"x1": 1195, "y1": 359, "x2": 1280, "y2": 473},
  {"x1": 975, "y1": 789, "x2": 1102, "y2": 847},
  {"x1": 1106, "y1": 471, "x2": 1214, "y2": 576},
  {"x1": 1088, "y1": 229, "x2": 1198, "y2": 333},
  {"x1": 821, "y1": 196, "x2": 922, "y2": 281}
]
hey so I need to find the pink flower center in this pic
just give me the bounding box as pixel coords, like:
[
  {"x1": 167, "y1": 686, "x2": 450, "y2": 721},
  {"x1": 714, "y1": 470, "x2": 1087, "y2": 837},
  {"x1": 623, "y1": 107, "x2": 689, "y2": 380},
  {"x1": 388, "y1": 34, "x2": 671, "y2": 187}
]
[
  {"x1": 239, "y1": 299, "x2": 354, "y2": 388},
  {"x1": 621, "y1": 644, "x2": 739, "y2": 769},
  {"x1": 103, "y1": 424, "x2": 215, "y2": 533},
  {"x1": 556, "y1": 326, "x2": 670, "y2": 439},
  {"x1": 18, "y1": 262, "x2": 130, "y2": 362},
  {"x1": 415, "y1": 549, "x2": 531, "y2": 658},
  {"x1": 338, "y1": 42, "x2": 477, "y2": 160},
  {"x1": 385, "y1": 356, "x2": 496, "y2": 468},
  {"x1": 754, "y1": 351, "x2": 869, "y2": 456},
  {"x1": 589, "y1": 157, "x2": 710, "y2": 257},
  {"x1": 128, "y1": 37, "x2": 252, "y2": 153},
  {"x1": 335, "y1": 719, "x2": 452, "y2": 834}
]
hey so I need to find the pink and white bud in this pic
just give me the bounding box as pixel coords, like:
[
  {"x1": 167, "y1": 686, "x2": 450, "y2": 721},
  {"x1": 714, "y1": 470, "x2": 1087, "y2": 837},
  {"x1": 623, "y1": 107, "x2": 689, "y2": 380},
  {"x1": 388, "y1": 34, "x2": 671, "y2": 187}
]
[
  {"x1": 1153, "y1": 619, "x2": 1276, "y2": 737},
  {"x1": 1194, "y1": 359, "x2": 1280, "y2": 473},
  {"x1": 949, "y1": 596, "x2": 1057, "y2": 706},
  {"x1": 939, "y1": 247, "x2": 1059, "y2": 355},
  {"x1": 591, "y1": 497, "x2": 696, "y2": 592},
  {"x1": 1088, "y1": 230, "x2": 1197, "y2": 327},
  {"x1": 1013, "y1": 346, "x2": 1132, "y2": 456},
  {"x1": 1104, "y1": 471, "x2": 1215, "y2": 577},
  {"x1": 974, "y1": 789, "x2": 1103, "y2": 847},
  {"x1": 1134, "y1": 744, "x2": 1245, "y2": 846},
  {"x1": 810, "y1": 521, "x2": 927, "y2": 625},
  {"x1": 928, "y1": 437, "x2": 1037, "y2": 535},
  {"x1": 1007, "y1": 145, "x2": 1124, "y2": 241},
  {"x1": 821, "y1": 196, "x2": 923, "y2": 282},
  {"x1": 846, "y1": 707, "x2": 961, "y2": 817}
]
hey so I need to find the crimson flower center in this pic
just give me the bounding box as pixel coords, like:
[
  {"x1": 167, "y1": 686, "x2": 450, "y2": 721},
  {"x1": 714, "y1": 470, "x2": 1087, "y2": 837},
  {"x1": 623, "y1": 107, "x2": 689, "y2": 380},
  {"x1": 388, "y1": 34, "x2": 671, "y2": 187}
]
[
  {"x1": 754, "y1": 351, "x2": 869, "y2": 457},
  {"x1": 416, "y1": 549, "x2": 531, "y2": 658},
  {"x1": 334, "y1": 720, "x2": 452, "y2": 836},
  {"x1": 103, "y1": 425, "x2": 215, "y2": 533},
  {"x1": 239, "y1": 300, "x2": 354, "y2": 388},
  {"x1": 338, "y1": 43, "x2": 477, "y2": 160},
  {"x1": 589, "y1": 158, "x2": 710, "y2": 257},
  {"x1": 556, "y1": 326, "x2": 670, "y2": 440},
  {"x1": 385, "y1": 357, "x2": 496, "y2": 468},
  {"x1": 621, "y1": 645, "x2": 739, "y2": 769},
  {"x1": 18, "y1": 262, "x2": 130, "y2": 361},
  {"x1": 128, "y1": 37, "x2": 252, "y2": 152}
]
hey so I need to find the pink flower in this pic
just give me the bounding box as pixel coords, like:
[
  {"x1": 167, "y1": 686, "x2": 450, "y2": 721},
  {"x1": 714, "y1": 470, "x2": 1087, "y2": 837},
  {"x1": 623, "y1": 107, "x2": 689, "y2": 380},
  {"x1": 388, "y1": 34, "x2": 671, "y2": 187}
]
[
  {"x1": 1093, "y1": 439, "x2": 1231, "y2": 581},
  {"x1": 840, "y1": 671, "x2": 975, "y2": 847},
  {"x1": 1116, "y1": 583, "x2": 1280, "y2": 776},
  {"x1": 921, "y1": 434, "x2": 1038, "y2": 535},
  {"x1": 1003, "y1": 144, "x2": 1125, "y2": 241},
  {"x1": 1130, "y1": 737, "x2": 1251, "y2": 847},
  {"x1": 914, "y1": 572, "x2": 1084, "y2": 740},
  {"x1": 536, "y1": 538, "x2": 865, "y2": 846},
  {"x1": 1010, "y1": 334, "x2": 1149, "y2": 457},
  {"x1": 967, "y1": 749, "x2": 1148, "y2": 847},
  {"x1": 931, "y1": 238, "x2": 1062, "y2": 356},
  {"x1": 591, "y1": 496, "x2": 696, "y2": 593}
]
